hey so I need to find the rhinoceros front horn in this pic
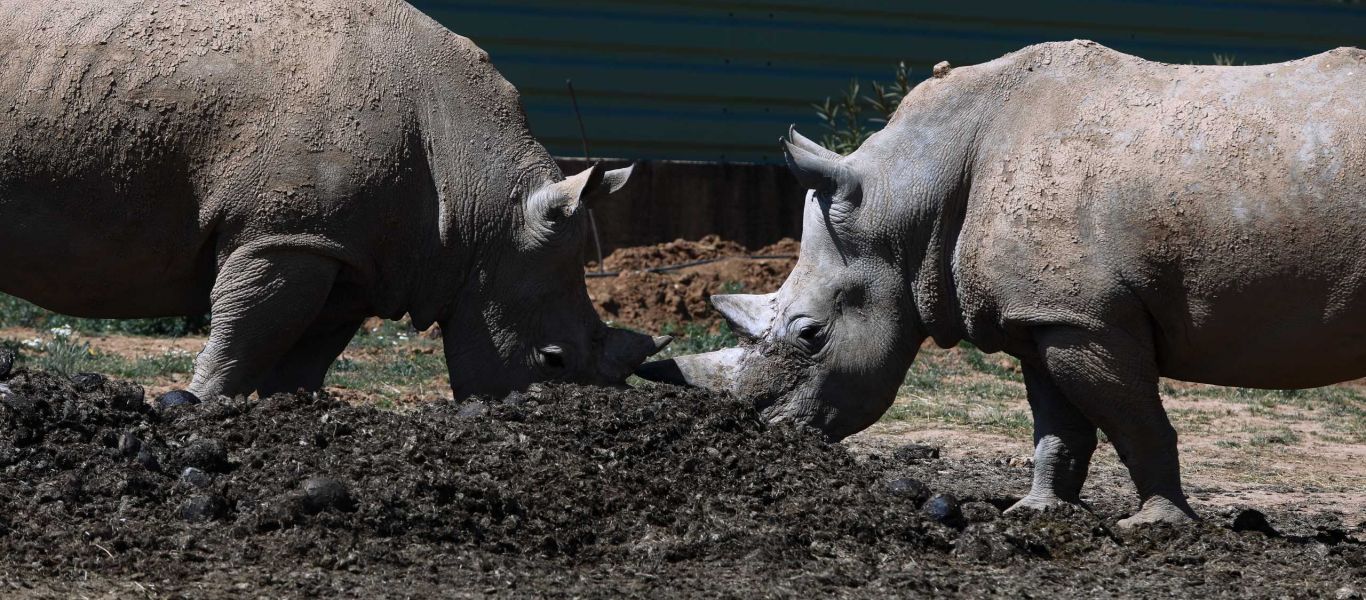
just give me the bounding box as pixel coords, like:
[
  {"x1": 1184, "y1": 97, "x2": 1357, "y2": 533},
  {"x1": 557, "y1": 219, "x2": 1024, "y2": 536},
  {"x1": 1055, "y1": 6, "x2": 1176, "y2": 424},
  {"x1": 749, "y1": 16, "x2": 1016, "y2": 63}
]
[
  {"x1": 711, "y1": 293, "x2": 775, "y2": 340},
  {"x1": 635, "y1": 347, "x2": 745, "y2": 392}
]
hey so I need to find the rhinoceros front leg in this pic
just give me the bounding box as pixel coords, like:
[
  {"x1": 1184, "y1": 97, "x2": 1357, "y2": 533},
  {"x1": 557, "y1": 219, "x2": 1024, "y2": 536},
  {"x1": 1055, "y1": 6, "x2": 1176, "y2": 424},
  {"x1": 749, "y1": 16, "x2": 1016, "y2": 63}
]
[
  {"x1": 186, "y1": 248, "x2": 340, "y2": 401},
  {"x1": 1035, "y1": 326, "x2": 1198, "y2": 527},
  {"x1": 1007, "y1": 362, "x2": 1098, "y2": 513},
  {"x1": 256, "y1": 317, "x2": 363, "y2": 397}
]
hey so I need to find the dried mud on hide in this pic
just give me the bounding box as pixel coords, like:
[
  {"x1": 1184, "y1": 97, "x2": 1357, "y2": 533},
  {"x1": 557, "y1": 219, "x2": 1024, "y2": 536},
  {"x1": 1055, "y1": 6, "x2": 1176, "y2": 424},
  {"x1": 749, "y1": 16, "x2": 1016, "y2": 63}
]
[{"x1": 0, "y1": 368, "x2": 1362, "y2": 598}]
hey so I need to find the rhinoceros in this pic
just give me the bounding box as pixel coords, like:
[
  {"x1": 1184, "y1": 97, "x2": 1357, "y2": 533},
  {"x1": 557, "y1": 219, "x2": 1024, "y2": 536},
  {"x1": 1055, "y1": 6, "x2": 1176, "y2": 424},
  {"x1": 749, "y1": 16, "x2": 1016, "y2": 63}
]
[
  {"x1": 640, "y1": 41, "x2": 1366, "y2": 526},
  {"x1": 0, "y1": 0, "x2": 669, "y2": 403}
]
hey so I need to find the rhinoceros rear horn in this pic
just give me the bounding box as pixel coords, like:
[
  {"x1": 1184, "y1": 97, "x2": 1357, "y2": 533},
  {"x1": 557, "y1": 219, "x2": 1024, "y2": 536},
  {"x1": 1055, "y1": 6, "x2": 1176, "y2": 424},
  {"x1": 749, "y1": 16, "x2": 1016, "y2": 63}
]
[{"x1": 712, "y1": 293, "x2": 776, "y2": 339}]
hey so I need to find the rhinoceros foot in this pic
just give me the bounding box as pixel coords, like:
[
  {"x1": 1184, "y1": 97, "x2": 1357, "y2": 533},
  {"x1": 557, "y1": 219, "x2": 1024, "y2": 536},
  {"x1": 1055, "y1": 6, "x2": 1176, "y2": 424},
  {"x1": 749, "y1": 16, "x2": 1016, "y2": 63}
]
[
  {"x1": 1117, "y1": 495, "x2": 1199, "y2": 528},
  {"x1": 1004, "y1": 493, "x2": 1090, "y2": 515}
]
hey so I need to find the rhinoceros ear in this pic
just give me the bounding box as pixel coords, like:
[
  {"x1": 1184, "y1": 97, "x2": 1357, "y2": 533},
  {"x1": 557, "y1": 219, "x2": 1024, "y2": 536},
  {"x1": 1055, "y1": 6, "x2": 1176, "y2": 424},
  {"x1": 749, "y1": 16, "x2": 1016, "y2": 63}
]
[
  {"x1": 526, "y1": 164, "x2": 635, "y2": 226},
  {"x1": 527, "y1": 165, "x2": 603, "y2": 223},
  {"x1": 712, "y1": 292, "x2": 777, "y2": 339},
  {"x1": 783, "y1": 131, "x2": 849, "y2": 191},
  {"x1": 787, "y1": 125, "x2": 840, "y2": 161},
  {"x1": 599, "y1": 164, "x2": 634, "y2": 196}
]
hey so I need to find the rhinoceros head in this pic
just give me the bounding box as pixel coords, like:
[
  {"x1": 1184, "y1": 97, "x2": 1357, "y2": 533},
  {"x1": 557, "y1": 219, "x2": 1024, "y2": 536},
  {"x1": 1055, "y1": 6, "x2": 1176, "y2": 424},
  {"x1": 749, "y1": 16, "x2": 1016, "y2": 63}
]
[
  {"x1": 638, "y1": 128, "x2": 935, "y2": 440},
  {"x1": 443, "y1": 164, "x2": 670, "y2": 399}
]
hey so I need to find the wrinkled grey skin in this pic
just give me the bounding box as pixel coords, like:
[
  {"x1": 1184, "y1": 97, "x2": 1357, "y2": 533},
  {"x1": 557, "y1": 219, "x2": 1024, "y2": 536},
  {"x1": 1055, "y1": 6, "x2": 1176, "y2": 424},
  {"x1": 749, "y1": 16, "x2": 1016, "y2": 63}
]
[
  {"x1": 0, "y1": 0, "x2": 667, "y2": 401},
  {"x1": 640, "y1": 41, "x2": 1366, "y2": 527}
]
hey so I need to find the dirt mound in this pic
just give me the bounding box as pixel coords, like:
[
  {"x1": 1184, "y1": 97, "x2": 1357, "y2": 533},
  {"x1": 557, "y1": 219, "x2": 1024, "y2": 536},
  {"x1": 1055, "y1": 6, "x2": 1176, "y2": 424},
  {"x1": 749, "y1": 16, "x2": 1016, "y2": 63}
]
[
  {"x1": 754, "y1": 237, "x2": 801, "y2": 257},
  {"x1": 2, "y1": 368, "x2": 1363, "y2": 597},
  {"x1": 589, "y1": 257, "x2": 794, "y2": 332},
  {"x1": 586, "y1": 236, "x2": 799, "y2": 332},
  {"x1": 584, "y1": 236, "x2": 800, "y2": 332},
  {"x1": 592, "y1": 235, "x2": 748, "y2": 273}
]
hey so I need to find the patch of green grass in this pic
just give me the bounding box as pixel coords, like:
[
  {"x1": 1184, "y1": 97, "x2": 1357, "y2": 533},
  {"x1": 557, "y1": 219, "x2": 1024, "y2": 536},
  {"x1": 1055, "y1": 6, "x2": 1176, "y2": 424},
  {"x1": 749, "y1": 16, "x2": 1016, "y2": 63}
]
[
  {"x1": 0, "y1": 293, "x2": 207, "y2": 337},
  {"x1": 88, "y1": 351, "x2": 196, "y2": 380},
  {"x1": 1169, "y1": 384, "x2": 1366, "y2": 443},
  {"x1": 718, "y1": 281, "x2": 745, "y2": 295},
  {"x1": 347, "y1": 319, "x2": 430, "y2": 351},
  {"x1": 956, "y1": 378, "x2": 1023, "y2": 403},
  {"x1": 889, "y1": 345, "x2": 1032, "y2": 435},
  {"x1": 654, "y1": 321, "x2": 738, "y2": 361},
  {"x1": 959, "y1": 342, "x2": 1023, "y2": 383},
  {"x1": 7, "y1": 334, "x2": 196, "y2": 380},
  {"x1": 324, "y1": 352, "x2": 447, "y2": 398},
  {"x1": 1248, "y1": 427, "x2": 1302, "y2": 447},
  {"x1": 884, "y1": 392, "x2": 1032, "y2": 436},
  {"x1": 901, "y1": 346, "x2": 972, "y2": 393}
]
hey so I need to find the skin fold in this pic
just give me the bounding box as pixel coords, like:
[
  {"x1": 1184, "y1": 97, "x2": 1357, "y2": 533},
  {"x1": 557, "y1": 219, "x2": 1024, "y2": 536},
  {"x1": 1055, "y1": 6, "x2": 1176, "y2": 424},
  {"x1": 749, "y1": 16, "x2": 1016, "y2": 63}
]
[
  {"x1": 0, "y1": 0, "x2": 668, "y2": 401},
  {"x1": 640, "y1": 41, "x2": 1366, "y2": 527}
]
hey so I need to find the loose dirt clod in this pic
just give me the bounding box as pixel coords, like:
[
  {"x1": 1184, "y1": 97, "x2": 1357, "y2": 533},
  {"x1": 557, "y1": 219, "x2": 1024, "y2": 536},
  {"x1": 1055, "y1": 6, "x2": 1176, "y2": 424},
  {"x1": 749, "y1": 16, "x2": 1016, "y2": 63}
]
[{"x1": 0, "y1": 368, "x2": 1362, "y2": 597}]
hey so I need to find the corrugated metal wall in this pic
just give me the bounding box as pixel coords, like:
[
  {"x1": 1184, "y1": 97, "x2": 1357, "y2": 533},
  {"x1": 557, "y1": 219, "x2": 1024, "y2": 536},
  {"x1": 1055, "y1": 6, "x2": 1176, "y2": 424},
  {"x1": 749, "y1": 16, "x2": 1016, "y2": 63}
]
[{"x1": 412, "y1": 0, "x2": 1365, "y2": 163}]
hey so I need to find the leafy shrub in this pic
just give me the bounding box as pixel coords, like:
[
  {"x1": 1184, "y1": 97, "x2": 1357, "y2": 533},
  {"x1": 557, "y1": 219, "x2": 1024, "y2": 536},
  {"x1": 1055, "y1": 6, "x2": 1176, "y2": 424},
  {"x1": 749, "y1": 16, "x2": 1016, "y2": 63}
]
[{"x1": 812, "y1": 62, "x2": 911, "y2": 154}]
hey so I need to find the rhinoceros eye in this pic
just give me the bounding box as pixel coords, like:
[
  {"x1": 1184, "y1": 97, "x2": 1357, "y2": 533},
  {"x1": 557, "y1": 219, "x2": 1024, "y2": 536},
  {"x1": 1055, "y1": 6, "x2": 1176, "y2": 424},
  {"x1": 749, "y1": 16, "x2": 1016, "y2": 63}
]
[
  {"x1": 790, "y1": 319, "x2": 826, "y2": 354},
  {"x1": 536, "y1": 345, "x2": 566, "y2": 370}
]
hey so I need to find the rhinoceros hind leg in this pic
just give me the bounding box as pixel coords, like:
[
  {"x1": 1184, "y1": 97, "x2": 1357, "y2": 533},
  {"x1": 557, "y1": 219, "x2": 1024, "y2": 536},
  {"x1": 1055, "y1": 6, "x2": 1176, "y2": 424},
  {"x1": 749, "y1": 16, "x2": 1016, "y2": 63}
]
[
  {"x1": 187, "y1": 248, "x2": 339, "y2": 400},
  {"x1": 1006, "y1": 362, "x2": 1098, "y2": 514},
  {"x1": 1036, "y1": 325, "x2": 1198, "y2": 528},
  {"x1": 256, "y1": 317, "x2": 363, "y2": 397}
]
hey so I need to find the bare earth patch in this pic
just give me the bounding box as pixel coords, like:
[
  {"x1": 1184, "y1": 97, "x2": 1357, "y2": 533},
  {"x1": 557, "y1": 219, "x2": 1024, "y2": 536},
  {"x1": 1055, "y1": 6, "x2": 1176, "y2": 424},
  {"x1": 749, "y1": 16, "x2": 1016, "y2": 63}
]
[{"x1": 849, "y1": 343, "x2": 1366, "y2": 524}]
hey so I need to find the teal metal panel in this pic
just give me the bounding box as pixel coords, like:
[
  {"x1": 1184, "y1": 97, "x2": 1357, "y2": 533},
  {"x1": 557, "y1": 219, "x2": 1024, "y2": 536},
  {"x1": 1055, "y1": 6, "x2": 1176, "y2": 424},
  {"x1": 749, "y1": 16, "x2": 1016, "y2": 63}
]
[{"x1": 411, "y1": 0, "x2": 1366, "y2": 162}]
